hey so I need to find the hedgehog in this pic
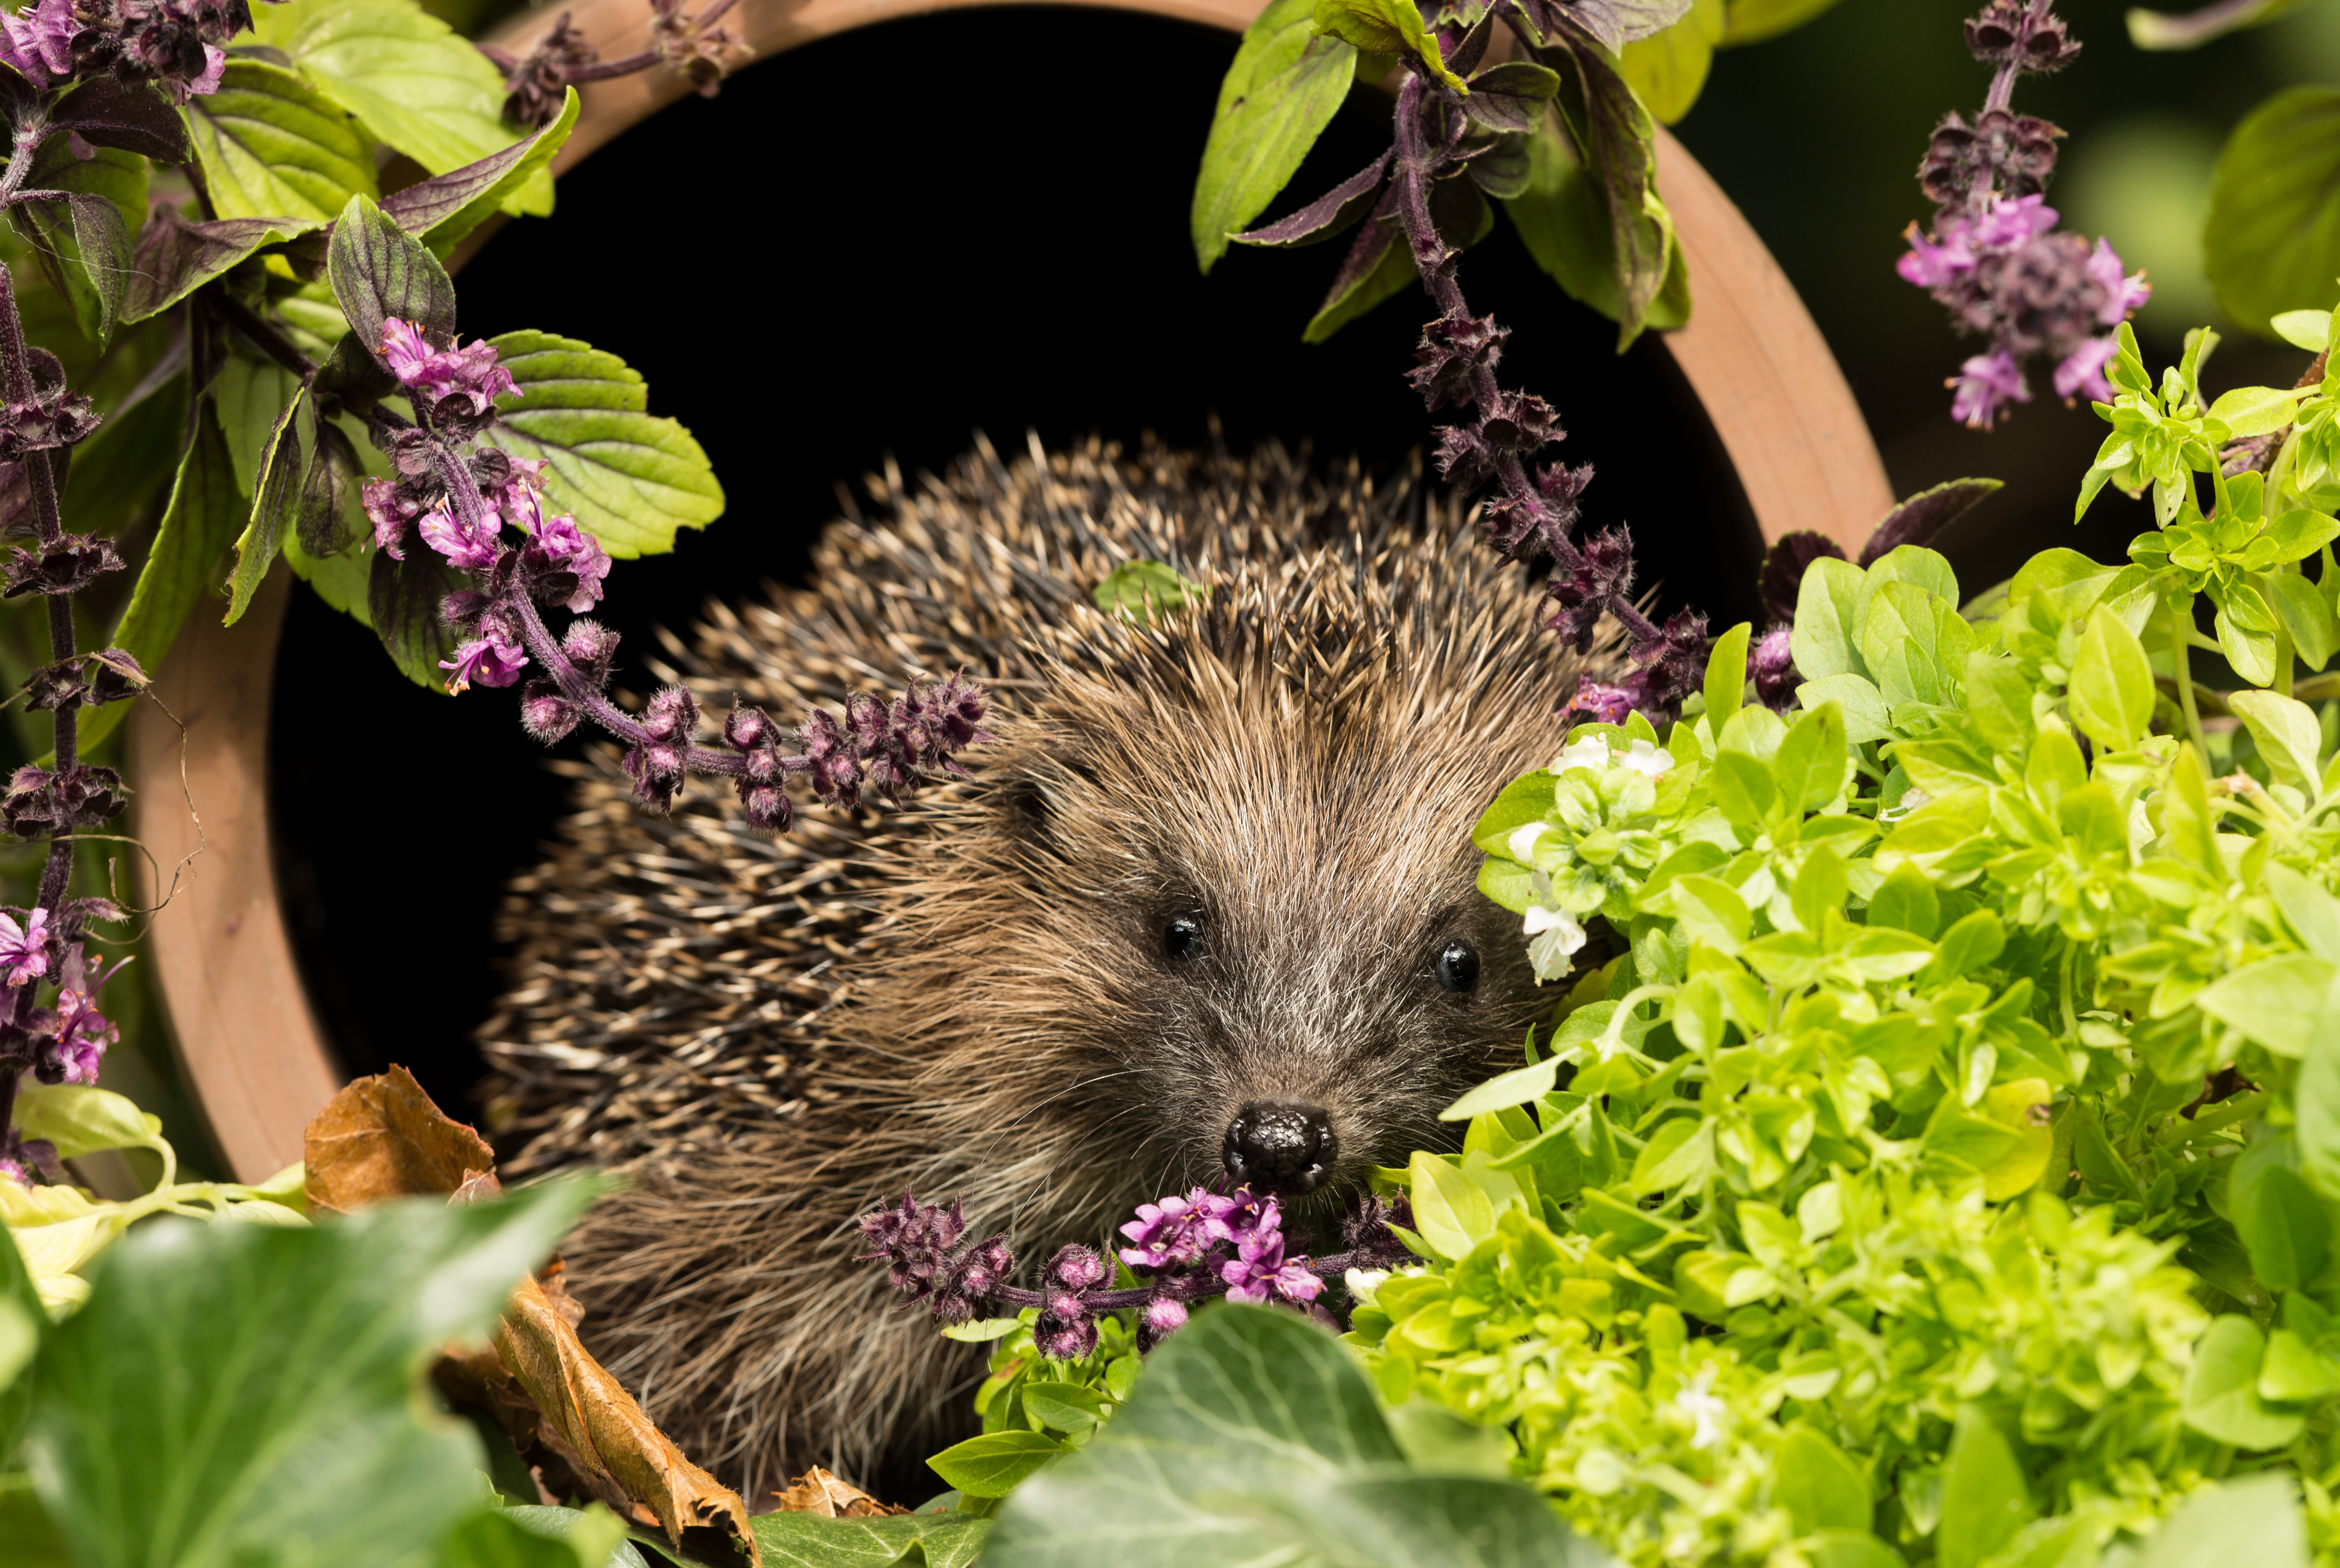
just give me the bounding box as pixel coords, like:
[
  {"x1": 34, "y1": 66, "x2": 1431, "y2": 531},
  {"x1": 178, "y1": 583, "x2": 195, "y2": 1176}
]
[{"x1": 482, "y1": 432, "x2": 1611, "y2": 1500}]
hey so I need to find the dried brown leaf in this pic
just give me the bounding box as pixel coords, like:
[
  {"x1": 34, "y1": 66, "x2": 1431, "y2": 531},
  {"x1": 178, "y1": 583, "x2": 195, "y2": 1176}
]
[
  {"x1": 495, "y1": 1272, "x2": 762, "y2": 1565},
  {"x1": 303, "y1": 1064, "x2": 497, "y2": 1213},
  {"x1": 772, "y1": 1467, "x2": 907, "y2": 1517}
]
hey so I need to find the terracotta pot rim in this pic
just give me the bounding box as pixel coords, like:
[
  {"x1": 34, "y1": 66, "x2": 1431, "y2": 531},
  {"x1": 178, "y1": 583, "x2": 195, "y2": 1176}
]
[{"x1": 134, "y1": 0, "x2": 1895, "y2": 1180}]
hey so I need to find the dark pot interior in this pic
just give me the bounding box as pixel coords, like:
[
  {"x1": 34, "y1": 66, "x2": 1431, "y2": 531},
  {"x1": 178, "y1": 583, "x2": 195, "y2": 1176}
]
[{"x1": 267, "y1": 5, "x2": 1759, "y2": 1119}]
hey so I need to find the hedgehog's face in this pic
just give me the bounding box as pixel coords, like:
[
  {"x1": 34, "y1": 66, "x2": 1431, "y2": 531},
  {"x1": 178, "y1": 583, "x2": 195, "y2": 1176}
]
[{"x1": 972, "y1": 641, "x2": 1564, "y2": 1234}]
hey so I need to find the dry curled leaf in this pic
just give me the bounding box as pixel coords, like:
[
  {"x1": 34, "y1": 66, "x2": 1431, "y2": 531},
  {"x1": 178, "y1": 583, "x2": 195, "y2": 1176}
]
[
  {"x1": 773, "y1": 1467, "x2": 908, "y2": 1517},
  {"x1": 304, "y1": 1071, "x2": 764, "y2": 1566},
  {"x1": 303, "y1": 1064, "x2": 497, "y2": 1214}
]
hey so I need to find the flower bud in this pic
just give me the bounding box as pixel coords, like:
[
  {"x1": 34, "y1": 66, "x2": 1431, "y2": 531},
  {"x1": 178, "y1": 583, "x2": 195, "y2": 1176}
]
[
  {"x1": 1046, "y1": 1244, "x2": 1108, "y2": 1291},
  {"x1": 561, "y1": 618, "x2": 621, "y2": 687},
  {"x1": 520, "y1": 680, "x2": 581, "y2": 744},
  {"x1": 641, "y1": 685, "x2": 700, "y2": 743}
]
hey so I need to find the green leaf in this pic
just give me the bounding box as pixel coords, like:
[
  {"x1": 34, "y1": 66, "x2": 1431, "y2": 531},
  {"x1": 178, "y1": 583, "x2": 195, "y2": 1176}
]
[
  {"x1": 1542, "y1": 23, "x2": 1674, "y2": 346},
  {"x1": 368, "y1": 548, "x2": 462, "y2": 689},
  {"x1": 11, "y1": 139, "x2": 144, "y2": 347},
  {"x1": 1409, "y1": 1150, "x2": 1497, "y2": 1259},
  {"x1": 2228, "y1": 688, "x2": 2325, "y2": 790},
  {"x1": 2273, "y1": 308, "x2": 2332, "y2": 352},
  {"x1": 1772, "y1": 701, "x2": 1847, "y2": 815},
  {"x1": 2270, "y1": 572, "x2": 2340, "y2": 671},
  {"x1": 80, "y1": 400, "x2": 242, "y2": 755},
  {"x1": 2230, "y1": 1139, "x2": 2332, "y2": 1292},
  {"x1": 2268, "y1": 863, "x2": 2340, "y2": 962},
  {"x1": 226, "y1": 382, "x2": 309, "y2": 626},
  {"x1": 2129, "y1": 0, "x2": 2310, "y2": 50},
  {"x1": 1774, "y1": 1427, "x2": 1869, "y2": 1535},
  {"x1": 1718, "y1": 0, "x2": 1847, "y2": 45},
  {"x1": 0, "y1": 1478, "x2": 69, "y2": 1568},
  {"x1": 926, "y1": 1430, "x2": 1066, "y2": 1499},
  {"x1": 441, "y1": 1507, "x2": 644, "y2": 1568},
  {"x1": 1443, "y1": 1056, "x2": 1563, "y2": 1121},
  {"x1": 253, "y1": 0, "x2": 550, "y2": 213},
  {"x1": 2299, "y1": 1027, "x2": 2340, "y2": 1198},
  {"x1": 1618, "y1": 0, "x2": 1723, "y2": 123},
  {"x1": 1312, "y1": 0, "x2": 1461, "y2": 90},
  {"x1": 1795, "y1": 673, "x2": 1891, "y2": 744},
  {"x1": 182, "y1": 59, "x2": 378, "y2": 222},
  {"x1": 1094, "y1": 560, "x2": 1209, "y2": 620},
  {"x1": 1023, "y1": 1381, "x2": 1112, "y2": 1435},
  {"x1": 1936, "y1": 1407, "x2": 2030, "y2": 1568},
  {"x1": 380, "y1": 88, "x2": 579, "y2": 255},
  {"x1": 2185, "y1": 1315, "x2": 2307, "y2": 1447},
  {"x1": 2206, "y1": 87, "x2": 2340, "y2": 339},
  {"x1": 1791, "y1": 555, "x2": 1866, "y2": 682},
  {"x1": 329, "y1": 193, "x2": 457, "y2": 360},
  {"x1": 1501, "y1": 104, "x2": 1689, "y2": 336},
  {"x1": 1300, "y1": 213, "x2": 1415, "y2": 342},
  {"x1": 124, "y1": 212, "x2": 325, "y2": 324},
  {"x1": 2210, "y1": 384, "x2": 2312, "y2": 437},
  {"x1": 2193, "y1": 951, "x2": 2338, "y2": 1058},
  {"x1": 984, "y1": 1304, "x2": 1607, "y2": 1568},
  {"x1": 1191, "y1": 0, "x2": 1357, "y2": 272},
  {"x1": 10, "y1": 1084, "x2": 163, "y2": 1162},
  {"x1": 485, "y1": 332, "x2": 725, "y2": 557},
  {"x1": 2068, "y1": 603, "x2": 2156, "y2": 752},
  {"x1": 2135, "y1": 1474, "x2": 2309, "y2": 1568},
  {"x1": 26, "y1": 1183, "x2": 597, "y2": 1568},
  {"x1": 1703, "y1": 620, "x2": 1749, "y2": 730},
  {"x1": 754, "y1": 1511, "x2": 992, "y2": 1568}
]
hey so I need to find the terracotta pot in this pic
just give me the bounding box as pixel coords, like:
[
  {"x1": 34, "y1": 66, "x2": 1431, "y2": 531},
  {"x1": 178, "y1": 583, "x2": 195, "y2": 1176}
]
[{"x1": 129, "y1": 0, "x2": 1895, "y2": 1181}]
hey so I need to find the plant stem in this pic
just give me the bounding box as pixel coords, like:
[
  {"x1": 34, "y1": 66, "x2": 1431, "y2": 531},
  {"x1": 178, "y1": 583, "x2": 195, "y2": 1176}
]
[
  {"x1": 502, "y1": 581, "x2": 747, "y2": 777},
  {"x1": 2167, "y1": 597, "x2": 2205, "y2": 755}
]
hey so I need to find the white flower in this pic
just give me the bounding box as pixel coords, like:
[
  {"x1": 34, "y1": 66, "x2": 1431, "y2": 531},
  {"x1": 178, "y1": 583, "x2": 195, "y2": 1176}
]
[
  {"x1": 1344, "y1": 1268, "x2": 1390, "y2": 1306},
  {"x1": 1507, "y1": 822, "x2": 1550, "y2": 863},
  {"x1": 1618, "y1": 738, "x2": 1672, "y2": 779},
  {"x1": 1675, "y1": 1364, "x2": 1729, "y2": 1451},
  {"x1": 1554, "y1": 735, "x2": 1611, "y2": 774},
  {"x1": 1879, "y1": 785, "x2": 1931, "y2": 823},
  {"x1": 1523, "y1": 903, "x2": 1587, "y2": 980}
]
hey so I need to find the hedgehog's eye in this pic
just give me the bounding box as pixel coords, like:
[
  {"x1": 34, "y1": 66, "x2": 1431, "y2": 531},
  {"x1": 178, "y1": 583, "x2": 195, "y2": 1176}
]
[
  {"x1": 1163, "y1": 915, "x2": 1205, "y2": 963},
  {"x1": 1435, "y1": 940, "x2": 1480, "y2": 994}
]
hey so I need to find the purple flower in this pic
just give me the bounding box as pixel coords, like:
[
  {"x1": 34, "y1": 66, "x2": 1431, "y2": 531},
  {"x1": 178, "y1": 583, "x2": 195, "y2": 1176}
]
[
  {"x1": 378, "y1": 319, "x2": 518, "y2": 417},
  {"x1": 440, "y1": 636, "x2": 528, "y2": 694},
  {"x1": 1950, "y1": 350, "x2": 2030, "y2": 429},
  {"x1": 363, "y1": 478, "x2": 420, "y2": 560},
  {"x1": 417, "y1": 505, "x2": 502, "y2": 572},
  {"x1": 1896, "y1": 222, "x2": 1976, "y2": 289},
  {"x1": 0, "y1": 906, "x2": 51, "y2": 987},
  {"x1": 1972, "y1": 194, "x2": 2057, "y2": 247},
  {"x1": 2053, "y1": 335, "x2": 2119, "y2": 403},
  {"x1": 46, "y1": 981, "x2": 115, "y2": 1084},
  {"x1": 519, "y1": 680, "x2": 580, "y2": 744},
  {"x1": 2086, "y1": 238, "x2": 2150, "y2": 324},
  {"x1": 1119, "y1": 1189, "x2": 1229, "y2": 1269},
  {"x1": 1750, "y1": 626, "x2": 1798, "y2": 712},
  {"x1": 521, "y1": 513, "x2": 610, "y2": 613},
  {"x1": 1219, "y1": 1224, "x2": 1322, "y2": 1306},
  {"x1": 0, "y1": 0, "x2": 77, "y2": 83},
  {"x1": 1565, "y1": 678, "x2": 1636, "y2": 726},
  {"x1": 0, "y1": 1153, "x2": 27, "y2": 1188}
]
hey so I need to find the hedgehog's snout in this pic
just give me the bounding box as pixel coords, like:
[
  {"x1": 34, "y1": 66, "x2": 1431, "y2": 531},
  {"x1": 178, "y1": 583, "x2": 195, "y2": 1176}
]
[{"x1": 1222, "y1": 1099, "x2": 1337, "y2": 1195}]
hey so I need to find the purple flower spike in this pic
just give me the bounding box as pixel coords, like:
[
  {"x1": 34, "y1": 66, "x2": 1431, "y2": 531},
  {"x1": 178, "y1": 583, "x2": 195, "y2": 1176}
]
[
  {"x1": 362, "y1": 478, "x2": 421, "y2": 560},
  {"x1": 1565, "y1": 678, "x2": 1636, "y2": 727},
  {"x1": 1950, "y1": 350, "x2": 2030, "y2": 429},
  {"x1": 417, "y1": 504, "x2": 503, "y2": 572},
  {"x1": 522, "y1": 514, "x2": 611, "y2": 613},
  {"x1": 2086, "y1": 239, "x2": 2150, "y2": 324},
  {"x1": 2053, "y1": 336, "x2": 2119, "y2": 403},
  {"x1": 1119, "y1": 1189, "x2": 1227, "y2": 1269},
  {"x1": 0, "y1": 906, "x2": 51, "y2": 988},
  {"x1": 1036, "y1": 1297, "x2": 1099, "y2": 1360}
]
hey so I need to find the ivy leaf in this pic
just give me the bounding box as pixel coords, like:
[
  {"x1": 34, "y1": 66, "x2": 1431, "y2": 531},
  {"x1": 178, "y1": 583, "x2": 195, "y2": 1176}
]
[
  {"x1": 251, "y1": 0, "x2": 553, "y2": 215},
  {"x1": 2205, "y1": 87, "x2": 2340, "y2": 338},
  {"x1": 123, "y1": 210, "x2": 325, "y2": 324},
  {"x1": 379, "y1": 87, "x2": 579, "y2": 254},
  {"x1": 2183, "y1": 1315, "x2": 2308, "y2": 1448},
  {"x1": 182, "y1": 58, "x2": 379, "y2": 222},
  {"x1": 984, "y1": 1304, "x2": 1607, "y2": 1568},
  {"x1": 753, "y1": 1511, "x2": 992, "y2": 1568},
  {"x1": 79, "y1": 400, "x2": 242, "y2": 755},
  {"x1": 328, "y1": 193, "x2": 457, "y2": 359},
  {"x1": 24, "y1": 1183, "x2": 596, "y2": 1568},
  {"x1": 1192, "y1": 0, "x2": 1359, "y2": 272},
  {"x1": 486, "y1": 331, "x2": 725, "y2": 558}
]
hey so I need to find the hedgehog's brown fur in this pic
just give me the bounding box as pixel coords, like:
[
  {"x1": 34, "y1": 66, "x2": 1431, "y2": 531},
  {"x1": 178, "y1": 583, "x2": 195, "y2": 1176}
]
[{"x1": 484, "y1": 434, "x2": 1609, "y2": 1499}]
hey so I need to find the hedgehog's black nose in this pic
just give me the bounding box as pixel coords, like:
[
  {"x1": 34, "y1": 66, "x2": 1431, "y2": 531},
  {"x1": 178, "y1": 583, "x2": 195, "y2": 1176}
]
[{"x1": 1223, "y1": 1100, "x2": 1337, "y2": 1195}]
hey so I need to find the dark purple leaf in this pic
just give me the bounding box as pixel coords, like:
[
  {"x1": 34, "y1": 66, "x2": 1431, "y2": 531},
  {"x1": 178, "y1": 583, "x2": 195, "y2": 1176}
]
[
  {"x1": 1461, "y1": 92, "x2": 1543, "y2": 135},
  {"x1": 52, "y1": 78, "x2": 191, "y2": 164},
  {"x1": 124, "y1": 210, "x2": 323, "y2": 324},
  {"x1": 1541, "y1": 15, "x2": 1669, "y2": 345},
  {"x1": 1465, "y1": 135, "x2": 1531, "y2": 198},
  {"x1": 368, "y1": 547, "x2": 462, "y2": 690},
  {"x1": 1469, "y1": 61, "x2": 1563, "y2": 98},
  {"x1": 1449, "y1": 8, "x2": 1498, "y2": 73},
  {"x1": 1757, "y1": 530, "x2": 1848, "y2": 626},
  {"x1": 1856, "y1": 477, "x2": 2004, "y2": 566},
  {"x1": 327, "y1": 194, "x2": 457, "y2": 365},
  {"x1": 1230, "y1": 151, "x2": 1392, "y2": 250},
  {"x1": 1550, "y1": 0, "x2": 1694, "y2": 52},
  {"x1": 297, "y1": 416, "x2": 361, "y2": 556},
  {"x1": 378, "y1": 90, "x2": 578, "y2": 250}
]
